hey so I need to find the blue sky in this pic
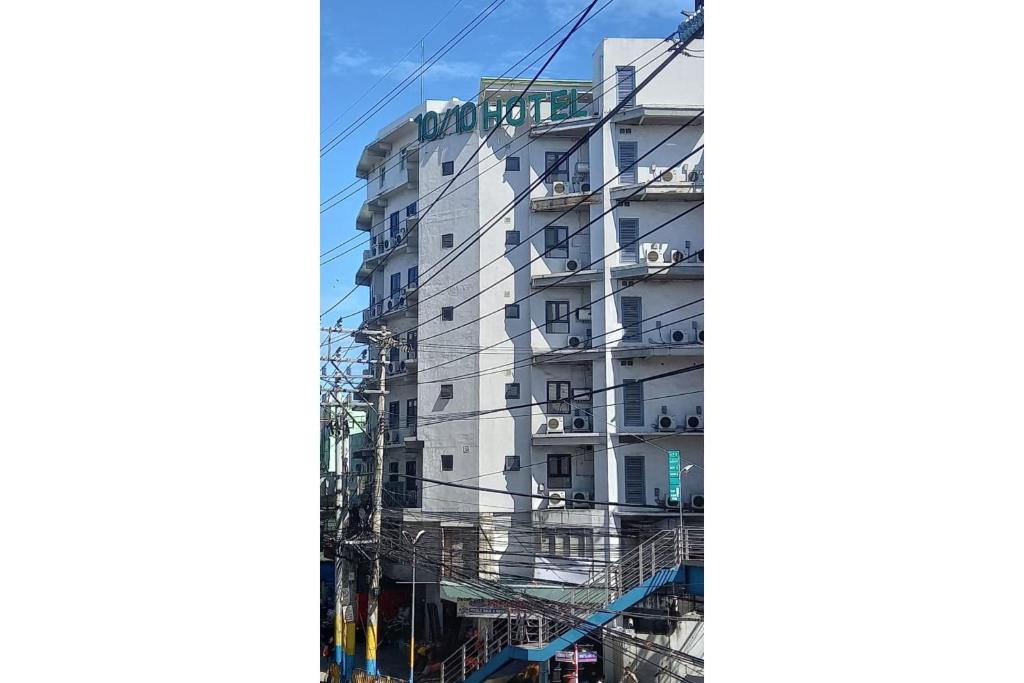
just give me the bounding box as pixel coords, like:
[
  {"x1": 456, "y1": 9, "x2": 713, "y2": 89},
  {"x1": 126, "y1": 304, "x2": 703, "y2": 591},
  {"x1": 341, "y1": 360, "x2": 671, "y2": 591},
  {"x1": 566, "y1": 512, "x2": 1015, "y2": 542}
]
[{"x1": 320, "y1": 0, "x2": 695, "y2": 325}]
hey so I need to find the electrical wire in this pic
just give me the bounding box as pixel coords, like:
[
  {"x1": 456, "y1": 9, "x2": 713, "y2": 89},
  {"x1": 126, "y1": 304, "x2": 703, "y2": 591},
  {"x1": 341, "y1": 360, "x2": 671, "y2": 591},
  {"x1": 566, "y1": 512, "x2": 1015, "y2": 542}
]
[{"x1": 320, "y1": 0, "x2": 508, "y2": 157}]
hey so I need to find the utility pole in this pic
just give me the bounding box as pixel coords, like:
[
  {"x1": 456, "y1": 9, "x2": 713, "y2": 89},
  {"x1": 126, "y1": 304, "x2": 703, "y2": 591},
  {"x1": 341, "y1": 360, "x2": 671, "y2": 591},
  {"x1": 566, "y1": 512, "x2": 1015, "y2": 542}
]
[
  {"x1": 365, "y1": 327, "x2": 393, "y2": 676},
  {"x1": 335, "y1": 395, "x2": 354, "y2": 680}
]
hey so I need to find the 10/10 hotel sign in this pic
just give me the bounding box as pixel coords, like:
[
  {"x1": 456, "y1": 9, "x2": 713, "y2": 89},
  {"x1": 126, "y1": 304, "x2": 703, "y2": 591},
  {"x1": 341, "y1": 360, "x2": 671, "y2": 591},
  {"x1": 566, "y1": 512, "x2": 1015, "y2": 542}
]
[{"x1": 414, "y1": 89, "x2": 589, "y2": 142}]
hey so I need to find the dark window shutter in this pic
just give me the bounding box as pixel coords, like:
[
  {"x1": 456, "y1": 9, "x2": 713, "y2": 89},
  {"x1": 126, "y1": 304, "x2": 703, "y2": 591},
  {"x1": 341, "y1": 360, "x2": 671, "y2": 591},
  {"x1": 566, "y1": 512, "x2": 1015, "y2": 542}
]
[
  {"x1": 621, "y1": 296, "x2": 642, "y2": 342},
  {"x1": 623, "y1": 379, "x2": 644, "y2": 426},
  {"x1": 618, "y1": 142, "x2": 638, "y2": 183},
  {"x1": 624, "y1": 455, "x2": 645, "y2": 504},
  {"x1": 616, "y1": 67, "x2": 636, "y2": 106},
  {"x1": 618, "y1": 218, "x2": 639, "y2": 264}
]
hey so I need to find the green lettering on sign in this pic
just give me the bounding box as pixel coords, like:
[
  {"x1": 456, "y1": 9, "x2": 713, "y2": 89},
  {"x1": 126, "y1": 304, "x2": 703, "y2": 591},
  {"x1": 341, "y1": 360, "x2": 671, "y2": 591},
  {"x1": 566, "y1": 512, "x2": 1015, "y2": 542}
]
[
  {"x1": 668, "y1": 450, "x2": 681, "y2": 504},
  {"x1": 415, "y1": 90, "x2": 590, "y2": 142},
  {"x1": 481, "y1": 99, "x2": 503, "y2": 131},
  {"x1": 505, "y1": 96, "x2": 526, "y2": 126},
  {"x1": 549, "y1": 89, "x2": 569, "y2": 121}
]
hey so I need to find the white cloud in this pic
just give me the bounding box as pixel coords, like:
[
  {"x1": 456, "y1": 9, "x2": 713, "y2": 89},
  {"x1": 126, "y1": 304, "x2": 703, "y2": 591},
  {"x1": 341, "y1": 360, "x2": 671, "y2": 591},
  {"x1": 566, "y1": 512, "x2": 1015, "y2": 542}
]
[
  {"x1": 370, "y1": 59, "x2": 482, "y2": 82},
  {"x1": 331, "y1": 48, "x2": 371, "y2": 73}
]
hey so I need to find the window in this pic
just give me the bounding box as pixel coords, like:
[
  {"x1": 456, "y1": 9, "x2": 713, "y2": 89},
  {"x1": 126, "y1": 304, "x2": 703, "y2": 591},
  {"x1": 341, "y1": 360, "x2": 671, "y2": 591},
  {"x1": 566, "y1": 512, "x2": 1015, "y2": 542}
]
[
  {"x1": 547, "y1": 454, "x2": 572, "y2": 489},
  {"x1": 544, "y1": 226, "x2": 569, "y2": 258},
  {"x1": 504, "y1": 455, "x2": 521, "y2": 472},
  {"x1": 380, "y1": 165, "x2": 386, "y2": 187},
  {"x1": 505, "y1": 230, "x2": 520, "y2": 246},
  {"x1": 505, "y1": 383, "x2": 520, "y2": 399},
  {"x1": 388, "y1": 401, "x2": 400, "y2": 428},
  {"x1": 404, "y1": 460, "x2": 417, "y2": 491},
  {"x1": 621, "y1": 296, "x2": 642, "y2": 342},
  {"x1": 442, "y1": 160, "x2": 454, "y2": 175},
  {"x1": 618, "y1": 141, "x2": 638, "y2": 184},
  {"x1": 441, "y1": 306, "x2": 454, "y2": 321},
  {"x1": 505, "y1": 156, "x2": 520, "y2": 171},
  {"x1": 505, "y1": 304, "x2": 519, "y2": 319},
  {"x1": 406, "y1": 330, "x2": 417, "y2": 357},
  {"x1": 545, "y1": 300, "x2": 570, "y2": 334},
  {"x1": 406, "y1": 201, "x2": 417, "y2": 217},
  {"x1": 407, "y1": 266, "x2": 418, "y2": 287},
  {"x1": 547, "y1": 381, "x2": 571, "y2": 415},
  {"x1": 544, "y1": 151, "x2": 569, "y2": 183},
  {"x1": 390, "y1": 272, "x2": 401, "y2": 296},
  {"x1": 441, "y1": 454, "x2": 454, "y2": 471},
  {"x1": 623, "y1": 379, "x2": 644, "y2": 427},
  {"x1": 390, "y1": 211, "x2": 400, "y2": 238},
  {"x1": 624, "y1": 455, "x2": 646, "y2": 504},
  {"x1": 441, "y1": 233, "x2": 454, "y2": 248},
  {"x1": 616, "y1": 66, "x2": 636, "y2": 106},
  {"x1": 406, "y1": 399, "x2": 417, "y2": 428},
  {"x1": 399, "y1": 147, "x2": 407, "y2": 171},
  {"x1": 543, "y1": 528, "x2": 593, "y2": 558},
  {"x1": 618, "y1": 218, "x2": 640, "y2": 264},
  {"x1": 389, "y1": 346, "x2": 400, "y2": 365},
  {"x1": 440, "y1": 384, "x2": 453, "y2": 399}
]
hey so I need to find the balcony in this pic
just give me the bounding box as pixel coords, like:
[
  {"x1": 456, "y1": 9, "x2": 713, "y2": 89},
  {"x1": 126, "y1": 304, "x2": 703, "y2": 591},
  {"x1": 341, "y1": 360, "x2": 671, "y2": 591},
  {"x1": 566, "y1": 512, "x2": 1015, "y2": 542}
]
[
  {"x1": 530, "y1": 186, "x2": 600, "y2": 213},
  {"x1": 533, "y1": 414, "x2": 604, "y2": 446},
  {"x1": 612, "y1": 105, "x2": 704, "y2": 127},
  {"x1": 528, "y1": 113, "x2": 600, "y2": 138},
  {"x1": 529, "y1": 267, "x2": 602, "y2": 289},
  {"x1": 610, "y1": 256, "x2": 703, "y2": 282},
  {"x1": 611, "y1": 343, "x2": 703, "y2": 360},
  {"x1": 356, "y1": 196, "x2": 386, "y2": 231},
  {"x1": 356, "y1": 139, "x2": 391, "y2": 180},
  {"x1": 610, "y1": 165, "x2": 704, "y2": 203}
]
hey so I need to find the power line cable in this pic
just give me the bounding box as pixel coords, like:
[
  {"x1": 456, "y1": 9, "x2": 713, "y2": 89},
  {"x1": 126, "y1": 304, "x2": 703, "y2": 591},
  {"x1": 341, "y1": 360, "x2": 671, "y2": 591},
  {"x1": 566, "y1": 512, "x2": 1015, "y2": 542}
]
[
  {"x1": 320, "y1": 0, "x2": 470, "y2": 138},
  {"x1": 320, "y1": 0, "x2": 508, "y2": 157}
]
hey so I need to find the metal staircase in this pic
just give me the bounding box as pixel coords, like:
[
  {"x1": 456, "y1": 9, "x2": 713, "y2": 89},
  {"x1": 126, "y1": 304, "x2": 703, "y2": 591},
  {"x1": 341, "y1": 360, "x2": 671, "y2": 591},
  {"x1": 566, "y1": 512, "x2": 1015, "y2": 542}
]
[{"x1": 439, "y1": 527, "x2": 703, "y2": 683}]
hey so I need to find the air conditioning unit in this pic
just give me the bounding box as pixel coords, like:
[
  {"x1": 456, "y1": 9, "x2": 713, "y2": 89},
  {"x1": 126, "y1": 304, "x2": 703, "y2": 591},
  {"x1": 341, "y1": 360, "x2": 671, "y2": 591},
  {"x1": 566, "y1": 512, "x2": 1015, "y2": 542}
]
[
  {"x1": 371, "y1": 244, "x2": 378, "y2": 256},
  {"x1": 383, "y1": 239, "x2": 391, "y2": 250},
  {"x1": 685, "y1": 409, "x2": 704, "y2": 431},
  {"x1": 546, "y1": 416, "x2": 564, "y2": 433},
  {"x1": 642, "y1": 243, "x2": 669, "y2": 264},
  {"x1": 688, "y1": 169, "x2": 704, "y2": 183},
  {"x1": 670, "y1": 249, "x2": 686, "y2": 263},
  {"x1": 580, "y1": 183, "x2": 591, "y2": 193},
  {"x1": 691, "y1": 494, "x2": 705, "y2": 510},
  {"x1": 566, "y1": 259, "x2": 581, "y2": 272},
  {"x1": 398, "y1": 227, "x2": 407, "y2": 241},
  {"x1": 671, "y1": 329, "x2": 689, "y2": 343},
  {"x1": 387, "y1": 362, "x2": 398, "y2": 375},
  {"x1": 547, "y1": 491, "x2": 566, "y2": 509},
  {"x1": 665, "y1": 495, "x2": 680, "y2": 509},
  {"x1": 571, "y1": 491, "x2": 594, "y2": 509},
  {"x1": 695, "y1": 326, "x2": 704, "y2": 344},
  {"x1": 552, "y1": 181, "x2": 568, "y2": 195},
  {"x1": 697, "y1": 249, "x2": 705, "y2": 263},
  {"x1": 577, "y1": 307, "x2": 591, "y2": 321},
  {"x1": 571, "y1": 415, "x2": 591, "y2": 432},
  {"x1": 659, "y1": 168, "x2": 677, "y2": 182},
  {"x1": 566, "y1": 335, "x2": 584, "y2": 349},
  {"x1": 657, "y1": 415, "x2": 676, "y2": 431},
  {"x1": 398, "y1": 361, "x2": 407, "y2": 373}
]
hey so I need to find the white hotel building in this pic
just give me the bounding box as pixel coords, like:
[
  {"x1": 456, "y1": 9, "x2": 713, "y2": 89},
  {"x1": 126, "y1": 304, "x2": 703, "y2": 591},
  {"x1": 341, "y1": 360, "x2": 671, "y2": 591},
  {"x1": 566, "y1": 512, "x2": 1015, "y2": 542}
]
[{"x1": 350, "y1": 36, "x2": 703, "y2": 665}]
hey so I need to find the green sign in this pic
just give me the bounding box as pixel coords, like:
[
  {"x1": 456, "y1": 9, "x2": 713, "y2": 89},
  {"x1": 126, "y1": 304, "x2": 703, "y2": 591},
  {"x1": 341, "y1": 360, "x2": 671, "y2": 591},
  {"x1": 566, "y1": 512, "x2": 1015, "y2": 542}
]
[
  {"x1": 413, "y1": 89, "x2": 589, "y2": 142},
  {"x1": 668, "y1": 450, "x2": 681, "y2": 504}
]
